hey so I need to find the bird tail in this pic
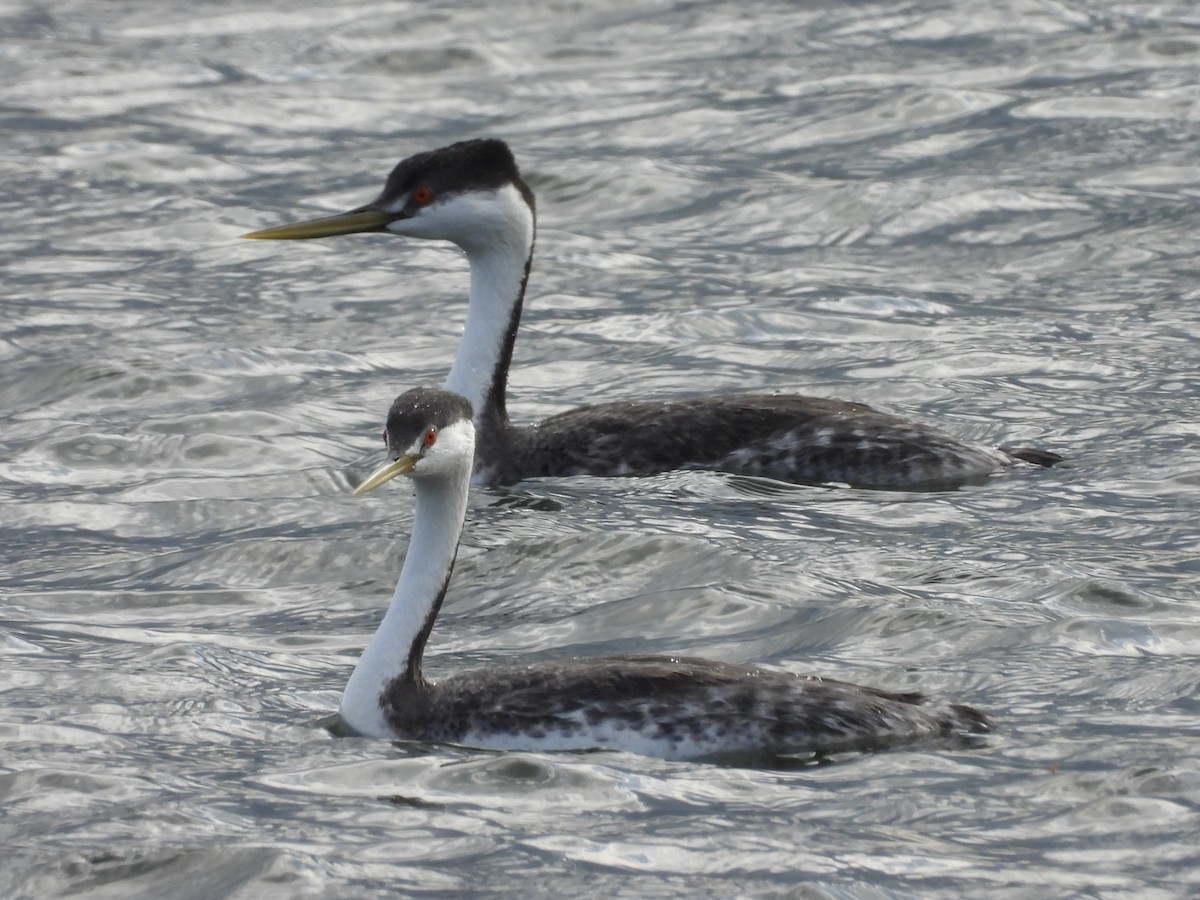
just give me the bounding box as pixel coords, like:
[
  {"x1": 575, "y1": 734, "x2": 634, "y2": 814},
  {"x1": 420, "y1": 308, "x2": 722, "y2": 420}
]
[
  {"x1": 1001, "y1": 446, "x2": 1063, "y2": 468},
  {"x1": 947, "y1": 702, "x2": 992, "y2": 735}
]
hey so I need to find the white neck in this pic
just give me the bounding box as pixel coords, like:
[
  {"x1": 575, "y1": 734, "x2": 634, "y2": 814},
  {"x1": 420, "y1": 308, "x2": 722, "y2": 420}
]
[
  {"x1": 441, "y1": 185, "x2": 535, "y2": 426},
  {"x1": 338, "y1": 464, "x2": 470, "y2": 738}
]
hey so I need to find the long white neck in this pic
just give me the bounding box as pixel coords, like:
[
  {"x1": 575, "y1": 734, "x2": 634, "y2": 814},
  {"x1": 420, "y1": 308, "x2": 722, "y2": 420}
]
[
  {"x1": 442, "y1": 186, "x2": 535, "y2": 431},
  {"x1": 338, "y1": 465, "x2": 470, "y2": 738}
]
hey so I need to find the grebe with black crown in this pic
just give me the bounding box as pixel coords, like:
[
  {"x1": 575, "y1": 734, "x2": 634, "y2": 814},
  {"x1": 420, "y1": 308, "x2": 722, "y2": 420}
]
[
  {"x1": 245, "y1": 139, "x2": 1059, "y2": 490},
  {"x1": 337, "y1": 386, "x2": 989, "y2": 760}
]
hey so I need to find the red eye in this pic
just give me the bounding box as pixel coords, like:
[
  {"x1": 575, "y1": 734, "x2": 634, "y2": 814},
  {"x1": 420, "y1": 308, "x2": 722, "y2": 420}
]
[
  {"x1": 380, "y1": 430, "x2": 387, "y2": 446},
  {"x1": 423, "y1": 427, "x2": 437, "y2": 447},
  {"x1": 411, "y1": 185, "x2": 434, "y2": 205}
]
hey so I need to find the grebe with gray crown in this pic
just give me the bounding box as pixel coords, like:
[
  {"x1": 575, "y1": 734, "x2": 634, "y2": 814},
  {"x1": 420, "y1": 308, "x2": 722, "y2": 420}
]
[
  {"x1": 244, "y1": 139, "x2": 1059, "y2": 490},
  {"x1": 337, "y1": 386, "x2": 990, "y2": 760}
]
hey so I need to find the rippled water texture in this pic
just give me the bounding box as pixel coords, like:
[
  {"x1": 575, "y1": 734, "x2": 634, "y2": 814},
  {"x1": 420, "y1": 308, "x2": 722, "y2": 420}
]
[{"x1": 4, "y1": 1, "x2": 1200, "y2": 896}]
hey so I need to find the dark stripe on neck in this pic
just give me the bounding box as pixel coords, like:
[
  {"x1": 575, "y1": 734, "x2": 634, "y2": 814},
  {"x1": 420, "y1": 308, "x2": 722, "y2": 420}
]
[
  {"x1": 381, "y1": 548, "x2": 458, "y2": 734},
  {"x1": 480, "y1": 176, "x2": 535, "y2": 438},
  {"x1": 483, "y1": 248, "x2": 531, "y2": 430},
  {"x1": 406, "y1": 549, "x2": 457, "y2": 686}
]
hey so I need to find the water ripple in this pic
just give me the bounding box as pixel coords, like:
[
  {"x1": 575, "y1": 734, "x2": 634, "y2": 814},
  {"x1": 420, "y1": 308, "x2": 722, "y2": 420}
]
[{"x1": 4, "y1": 0, "x2": 1200, "y2": 896}]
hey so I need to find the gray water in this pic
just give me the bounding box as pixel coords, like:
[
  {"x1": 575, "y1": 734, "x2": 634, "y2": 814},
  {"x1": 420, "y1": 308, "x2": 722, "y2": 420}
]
[{"x1": 4, "y1": 0, "x2": 1200, "y2": 896}]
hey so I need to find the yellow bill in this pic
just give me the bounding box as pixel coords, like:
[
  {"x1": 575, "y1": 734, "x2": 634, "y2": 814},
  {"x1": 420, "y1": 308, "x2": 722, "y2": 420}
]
[
  {"x1": 352, "y1": 455, "x2": 419, "y2": 496},
  {"x1": 242, "y1": 209, "x2": 391, "y2": 240}
]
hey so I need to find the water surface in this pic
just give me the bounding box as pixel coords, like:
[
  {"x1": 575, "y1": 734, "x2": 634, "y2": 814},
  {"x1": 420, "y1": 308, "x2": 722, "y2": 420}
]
[{"x1": 3, "y1": 0, "x2": 1200, "y2": 896}]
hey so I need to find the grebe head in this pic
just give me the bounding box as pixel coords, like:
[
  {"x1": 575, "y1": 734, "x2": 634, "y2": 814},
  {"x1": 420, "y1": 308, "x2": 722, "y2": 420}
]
[
  {"x1": 243, "y1": 139, "x2": 535, "y2": 255},
  {"x1": 353, "y1": 387, "x2": 475, "y2": 493}
]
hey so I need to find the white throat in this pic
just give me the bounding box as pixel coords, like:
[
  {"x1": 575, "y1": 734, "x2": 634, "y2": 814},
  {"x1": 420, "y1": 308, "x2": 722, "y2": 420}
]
[
  {"x1": 338, "y1": 460, "x2": 471, "y2": 738},
  {"x1": 441, "y1": 184, "x2": 535, "y2": 422}
]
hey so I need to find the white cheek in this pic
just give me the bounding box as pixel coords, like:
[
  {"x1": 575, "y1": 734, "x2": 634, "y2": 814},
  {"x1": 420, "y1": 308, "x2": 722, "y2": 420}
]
[
  {"x1": 384, "y1": 186, "x2": 531, "y2": 251},
  {"x1": 386, "y1": 214, "x2": 440, "y2": 239},
  {"x1": 410, "y1": 423, "x2": 476, "y2": 478}
]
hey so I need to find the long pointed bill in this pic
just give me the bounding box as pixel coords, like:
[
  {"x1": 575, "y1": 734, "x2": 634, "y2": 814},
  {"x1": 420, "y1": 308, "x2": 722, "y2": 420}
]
[
  {"x1": 241, "y1": 208, "x2": 392, "y2": 240},
  {"x1": 352, "y1": 455, "x2": 419, "y2": 496}
]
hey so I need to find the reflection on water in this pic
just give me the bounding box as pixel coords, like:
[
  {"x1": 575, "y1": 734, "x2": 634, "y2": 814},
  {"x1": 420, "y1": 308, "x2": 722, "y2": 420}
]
[{"x1": 3, "y1": 0, "x2": 1200, "y2": 896}]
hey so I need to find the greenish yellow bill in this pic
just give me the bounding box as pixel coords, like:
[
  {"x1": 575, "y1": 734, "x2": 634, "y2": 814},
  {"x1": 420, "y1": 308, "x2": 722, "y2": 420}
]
[
  {"x1": 352, "y1": 455, "x2": 418, "y2": 496},
  {"x1": 242, "y1": 209, "x2": 391, "y2": 240}
]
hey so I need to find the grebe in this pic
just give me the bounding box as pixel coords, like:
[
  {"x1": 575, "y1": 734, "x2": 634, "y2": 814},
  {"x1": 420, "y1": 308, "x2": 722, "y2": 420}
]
[
  {"x1": 337, "y1": 386, "x2": 990, "y2": 760},
  {"x1": 245, "y1": 139, "x2": 1059, "y2": 489}
]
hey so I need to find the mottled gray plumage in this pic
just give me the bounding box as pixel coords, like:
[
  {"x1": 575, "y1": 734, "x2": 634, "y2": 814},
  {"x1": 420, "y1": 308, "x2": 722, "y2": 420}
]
[
  {"x1": 382, "y1": 655, "x2": 989, "y2": 760},
  {"x1": 479, "y1": 392, "x2": 1054, "y2": 489}
]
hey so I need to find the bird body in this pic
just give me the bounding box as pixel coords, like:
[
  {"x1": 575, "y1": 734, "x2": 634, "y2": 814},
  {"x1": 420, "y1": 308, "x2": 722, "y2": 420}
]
[
  {"x1": 379, "y1": 655, "x2": 988, "y2": 761},
  {"x1": 244, "y1": 138, "x2": 1058, "y2": 488},
  {"x1": 483, "y1": 393, "x2": 1016, "y2": 489},
  {"x1": 339, "y1": 387, "x2": 989, "y2": 761}
]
